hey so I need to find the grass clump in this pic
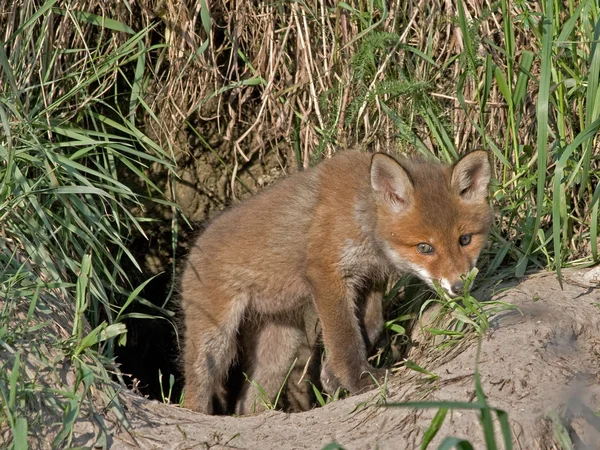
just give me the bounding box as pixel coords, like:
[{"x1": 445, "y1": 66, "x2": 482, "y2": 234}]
[
  {"x1": 0, "y1": 1, "x2": 176, "y2": 446},
  {"x1": 185, "y1": 0, "x2": 599, "y2": 275}
]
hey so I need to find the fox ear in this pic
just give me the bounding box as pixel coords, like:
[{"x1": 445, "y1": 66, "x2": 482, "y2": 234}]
[
  {"x1": 451, "y1": 150, "x2": 491, "y2": 201},
  {"x1": 370, "y1": 153, "x2": 414, "y2": 213}
]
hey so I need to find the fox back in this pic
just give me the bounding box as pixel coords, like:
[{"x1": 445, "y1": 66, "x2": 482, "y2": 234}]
[{"x1": 180, "y1": 150, "x2": 492, "y2": 415}]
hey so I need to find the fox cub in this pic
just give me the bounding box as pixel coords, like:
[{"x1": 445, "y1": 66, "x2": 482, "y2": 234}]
[{"x1": 181, "y1": 150, "x2": 492, "y2": 415}]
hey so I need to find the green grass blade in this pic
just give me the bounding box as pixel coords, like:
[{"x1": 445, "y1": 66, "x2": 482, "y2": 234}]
[
  {"x1": 8, "y1": 352, "x2": 21, "y2": 410},
  {"x1": 580, "y1": 13, "x2": 600, "y2": 196},
  {"x1": 380, "y1": 102, "x2": 430, "y2": 155},
  {"x1": 482, "y1": 54, "x2": 494, "y2": 114},
  {"x1": 556, "y1": 2, "x2": 587, "y2": 46},
  {"x1": 590, "y1": 181, "x2": 600, "y2": 260},
  {"x1": 13, "y1": 417, "x2": 28, "y2": 450},
  {"x1": 6, "y1": 0, "x2": 59, "y2": 43},
  {"x1": 522, "y1": 0, "x2": 554, "y2": 275},
  {"x1": 405, "y1": 360, "x2": 438, "y2": 379},
  {"x1": 321, "y1": 443, "x2": 346, "y2": 450},
  {"x1": 116, "y1": 275, "x2": 160, "y2": 322},
  {"x1": 545, "y1": 410, "x2": 574, "y2": 450},
  {"x1": 494, "y1": 67, "x2": 512, "y2": 111},
  {"x1": 273, "y1": 357, "x2": 298, "y2": 410},
  {"x1": 496, "y1": 409, "x2": 513, "y2": 450},
  {"x1": 474, "y1": 369, "x2": 497, "y2": 450},
  {"x1": 424, "y1": 106, "x2": 457, "y2": 161},
  {"x1": 437, "y1": 437, "x2": 475, "y2": 450},
  {"x1": 0, "y1": 46, "x2": 20, "y2": 101},
  {"x1": 52, "y1": 7, "x2": 135, "y2": 34},
  {"x1": 553, "y1": 116, "x2": 600, "y2": 278},
  {"x1": 500, "y1": 0, "x2": 515, "y2": 70},
  {"x1": 513, "y1": 51, "x2": 534, "y2": 109},
  {"x1": 456, "y1": 0, "x2": 475, "y2": 67},
  {"x1": 129, "y1": 43, "x2": 145, "y2": 124},
  {"x1": 387, "y1": 401, "x2": 488, "y2": 410},
  {"x1": 421, "y1": 408, "x2": 448, "y2": 450},
  {"x1": 52, "y1": 398, "x2": 80, "y2": 448},
  {"x1": 312, "y1": 382, "x2": 327, "y2": 407},
  {"x1": 199, "y1": 0, "x2": 211, "y2": 37}
]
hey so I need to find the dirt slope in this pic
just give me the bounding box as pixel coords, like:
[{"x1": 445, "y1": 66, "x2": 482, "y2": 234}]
[{"x1": 83, "y1": 269, "x2": 600, "y2": 449}]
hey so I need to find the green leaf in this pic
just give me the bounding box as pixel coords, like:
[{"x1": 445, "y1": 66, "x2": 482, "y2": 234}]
[
  {"x1": 13, "y1": 417, "x2": 28, "y2": 450},
  {"x1": 496, "y1": 409, "x2": 513, "y2": 450},
  {"x1": 52, "y1": 398, "x2": 80, "y2": 448},
  {"x1": 321, "y1": 443, "x2": 346, "y2": 450},
  {"x1": 9, "y1": 352, "x2": 21, "y2": 410},
  {"x1": 116, "y1": 275, "x2": 161, "y2": 322},
  {"x1": 474, "y1": 369, "x2": 497, "y2": 450},
  {"x1": 75, "y1": 322, "x2": 127, "y2": 356},
  {"x1": 456, "y1": 0, "x2": 475, "y2": 67},
  {"x1": 421, "y1": 408, "x2": 448, "y2": 450},
  {"x1": 524, "y1": 0, "x2": 553, "y2": 270},
  {"x1": 7, "y1": 0, "x2": 59, "y2": 43},
  {"x1": 545, "y1": 410, "x2": 573, "y2": 450},
  {"x1": 52, "y1": 7, "x2": 135, "y2": 34},
  {"x1": 553, "y1": 116, "x2": 600, "y2": 282},
  {"x1": 494, "y1": 67, "x2": 512, "y2": 109},
  {"x1": 404, "y1": 360, "x2": 438, "y2": 379},
  {"x1": 312, "y1": 383, "x2": 327, "y2": 407},
  {"x1": 437, "y1": 437, "x2": 475, "y2": 450},
  {"x1": 513, "y1": 51, "x2": 534, "y2": 108},
  {"x1": 556, "y1": 2, "x2": 587, "y2": 46}
]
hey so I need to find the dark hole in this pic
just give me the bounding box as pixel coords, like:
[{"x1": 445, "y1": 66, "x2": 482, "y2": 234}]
[{"x1": 114, "y1": 272, "x2": 183, "y2": 403}]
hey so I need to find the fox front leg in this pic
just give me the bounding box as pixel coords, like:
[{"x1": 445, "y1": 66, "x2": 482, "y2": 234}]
[{"x1": 309, "y1": 267, "x2": 385, "y2": 394}]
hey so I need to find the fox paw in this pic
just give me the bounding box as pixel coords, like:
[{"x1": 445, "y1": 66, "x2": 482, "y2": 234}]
[
  {"x1": 320, "y1": 360, "x2": 388, "y2": 395},
  {"x1": 356, "y1": 367, "x2": 388, "y2": 393},
  {"x1": 320, "y1": 359, "x2": 342, "y2": 394}
]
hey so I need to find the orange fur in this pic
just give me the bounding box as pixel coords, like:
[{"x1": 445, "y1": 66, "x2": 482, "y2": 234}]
[{"x1": 180, "y1": 150, "x2": 492, "y2": 414}]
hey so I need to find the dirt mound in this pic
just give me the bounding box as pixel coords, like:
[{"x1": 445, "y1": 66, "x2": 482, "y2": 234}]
[{"x1": 77, "y1": 269, "x2": 600, "y2": 449}]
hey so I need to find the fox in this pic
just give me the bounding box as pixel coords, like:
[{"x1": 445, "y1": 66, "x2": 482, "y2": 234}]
[{"x1": 180, "y1": 149, "x2": 492, "y2": 415}]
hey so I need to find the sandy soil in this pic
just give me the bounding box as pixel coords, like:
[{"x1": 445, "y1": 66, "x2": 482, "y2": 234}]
[{"x1": 74, "y1": 268, "x2": 600, "y2": 449}]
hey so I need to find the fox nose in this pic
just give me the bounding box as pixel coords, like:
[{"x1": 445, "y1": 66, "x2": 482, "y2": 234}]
[{"x1": 451, "y1": 280, "x2": 464, "y2": 295}]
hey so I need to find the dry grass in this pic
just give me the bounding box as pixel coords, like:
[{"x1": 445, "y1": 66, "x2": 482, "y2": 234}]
[
  {"x1": 151, "y1": 0, "x2": 532, "y2": 156},
  {"x1": 148, "y1": 0, "x2": 598, "y2": 274}
]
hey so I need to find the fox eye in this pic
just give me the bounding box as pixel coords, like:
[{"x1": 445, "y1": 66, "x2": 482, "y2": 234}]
[
  {"x1": 417, "y1": 243, "x2": 434, "y2": 254},
  {"x1": 459, "y1": 234, "x2": 472, "y2": 246}
]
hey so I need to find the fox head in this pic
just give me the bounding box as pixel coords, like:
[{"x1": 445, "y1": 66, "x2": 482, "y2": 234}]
[{"x1": 370, "y1": 151, "x2": 492, "y2": 297}]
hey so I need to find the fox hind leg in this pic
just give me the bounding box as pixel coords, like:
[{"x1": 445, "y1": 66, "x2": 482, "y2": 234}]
[
  {"x1": 235, "y1": 316, "x2": 305, "y2": 415},
  {"x1": 182, "y1": 294, "x2": 247, "y2": 414},
  {"x1": 284, "y1": 306, "x2": 322, "y2": 412},
  {"x1": 361, "y1": 288, "x2": 385, "y2": 352}
]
